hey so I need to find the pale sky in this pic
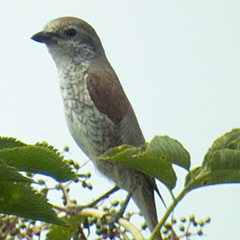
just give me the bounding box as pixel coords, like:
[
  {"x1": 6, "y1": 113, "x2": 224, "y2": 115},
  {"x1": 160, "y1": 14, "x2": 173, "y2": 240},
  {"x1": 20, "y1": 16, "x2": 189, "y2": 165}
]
[{"x1": 1, "y1": 1, "x2": 240, "y2": 239}]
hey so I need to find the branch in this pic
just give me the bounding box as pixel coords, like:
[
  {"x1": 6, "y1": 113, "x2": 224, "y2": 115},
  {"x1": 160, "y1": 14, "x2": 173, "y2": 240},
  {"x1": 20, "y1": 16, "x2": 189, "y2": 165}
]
[
  {"x1": 80, "y1": 186, "x2": 119, "y2": 208},
  {"x1": 150, "y1": 173, "x2": 206, "y2": 240}
]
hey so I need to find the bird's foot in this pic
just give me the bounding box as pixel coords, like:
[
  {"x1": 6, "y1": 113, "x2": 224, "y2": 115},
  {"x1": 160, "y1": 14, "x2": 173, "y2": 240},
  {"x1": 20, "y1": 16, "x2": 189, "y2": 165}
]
[
  {"x1": 100, "y1": 193, "x2": 131, "y2": 239},
  {"x1": 99, "y1": 211, "x2": 119, "y2": 239},
  {"x1": 67, "y1": 205, "x2": 82, "y2": 216}
]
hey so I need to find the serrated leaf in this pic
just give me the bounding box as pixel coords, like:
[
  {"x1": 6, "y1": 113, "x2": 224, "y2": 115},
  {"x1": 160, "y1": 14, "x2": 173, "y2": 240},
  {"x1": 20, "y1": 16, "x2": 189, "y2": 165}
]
[
  {"x1": 0, "y1": 182, "x2": 64, "y2": 225},
  {"x1": 147, "y1": 135, "x2": 190, "y2": 170},
  {"x1": 0, "y1": 145, "x2": 76, "y2": 182},
  {"x1": 35, "y1": 141, "x2": 59, "y2": 153},
  {"x1": 203, "y1": 128, "x2": 240, "y2": 168},
  {"x1": 0, "y1": 137, "x2": 27, "y2": 150},
  {"x1": 206, "y1": 149, "x2": 240, "y2": 184},
  {"x1": 206, "y1": 128, "x2": 240, "y2": 151},
  {"x1": 0, "y1": 159, "x2": 33, "y2": 183},
  {"x1": 184, "y1": 128, "x2": 240, "y2": 191},
  {"x1": 46, "y1": 215, "x2": 85, "y2": 240},
  {"x1": 99, "y1": 135, "x2": 190, "y2": 190},
  {"x1": 100, "y1": 144, "x2": 135, "y2": 158}
]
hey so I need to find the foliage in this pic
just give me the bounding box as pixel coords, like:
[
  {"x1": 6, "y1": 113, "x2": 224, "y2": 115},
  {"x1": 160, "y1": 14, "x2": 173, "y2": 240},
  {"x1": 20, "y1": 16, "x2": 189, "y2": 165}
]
[
  {"x1": 99, "y1": 135, "x2": 190, "y2": 190},
  {"x1": 0, "y1": 137, "x2": 75, "y2": 226},
  {"x1": 0, "y1": 128, "x2": 239, "y2": 239}
]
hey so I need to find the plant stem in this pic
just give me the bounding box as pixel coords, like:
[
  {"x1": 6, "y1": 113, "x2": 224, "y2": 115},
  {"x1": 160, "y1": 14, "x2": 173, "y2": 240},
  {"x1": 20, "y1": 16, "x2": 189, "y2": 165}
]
[{"x1": 149, "y1": 183, "x2": 193, "y2": 240}]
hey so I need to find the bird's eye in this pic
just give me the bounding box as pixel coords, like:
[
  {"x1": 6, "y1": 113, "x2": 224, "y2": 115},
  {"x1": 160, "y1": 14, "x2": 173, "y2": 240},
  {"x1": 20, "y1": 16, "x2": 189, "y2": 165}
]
[{"x1": 65, "y1": 28, "x2": 77, "y2": 37}]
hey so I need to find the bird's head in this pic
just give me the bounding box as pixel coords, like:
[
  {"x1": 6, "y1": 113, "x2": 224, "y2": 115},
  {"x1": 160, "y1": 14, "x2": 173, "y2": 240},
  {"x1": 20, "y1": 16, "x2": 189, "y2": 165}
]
[{"x1": 31, "y1": 17, "x2": 105, "y2": 67}]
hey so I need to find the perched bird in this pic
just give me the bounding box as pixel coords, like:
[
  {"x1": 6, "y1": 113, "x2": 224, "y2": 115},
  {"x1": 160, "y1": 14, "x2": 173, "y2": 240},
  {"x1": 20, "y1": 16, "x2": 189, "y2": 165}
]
[{"x1": 31, "y1": 17, "x2": 161, "y2": 239}]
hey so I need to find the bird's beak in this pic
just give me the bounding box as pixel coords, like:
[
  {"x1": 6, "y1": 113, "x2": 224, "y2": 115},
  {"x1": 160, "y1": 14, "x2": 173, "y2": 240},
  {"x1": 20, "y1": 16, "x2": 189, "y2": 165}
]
[{"x1": 31, "y1": 31, "x2": 57, "y2": 44}]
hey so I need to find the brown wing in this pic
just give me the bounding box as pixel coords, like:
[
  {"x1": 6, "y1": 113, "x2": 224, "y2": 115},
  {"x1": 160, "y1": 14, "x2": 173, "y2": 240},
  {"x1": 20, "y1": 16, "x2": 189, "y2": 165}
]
[
  {"x1": 86, "y1": 64, "x2": 130, "y2": 125},
  {"x1": 86, "y1": 63, "x2": 146, "y2": 146}
]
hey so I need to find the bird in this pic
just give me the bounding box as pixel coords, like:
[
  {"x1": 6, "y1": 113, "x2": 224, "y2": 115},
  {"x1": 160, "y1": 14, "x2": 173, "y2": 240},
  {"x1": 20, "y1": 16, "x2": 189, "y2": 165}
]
[{"x1": 31, "y1": 16, "x2": 162, "y2": 239}]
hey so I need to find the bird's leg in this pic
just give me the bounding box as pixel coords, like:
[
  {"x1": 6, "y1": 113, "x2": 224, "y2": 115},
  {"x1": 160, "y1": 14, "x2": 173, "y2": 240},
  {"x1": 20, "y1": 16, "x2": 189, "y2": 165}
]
[
  {"x1": 114, "y1": 193, "x2": 131, "y2": 221},
  {"x1": 108, "y1": 193, "x2": 131, "y2": 238}
]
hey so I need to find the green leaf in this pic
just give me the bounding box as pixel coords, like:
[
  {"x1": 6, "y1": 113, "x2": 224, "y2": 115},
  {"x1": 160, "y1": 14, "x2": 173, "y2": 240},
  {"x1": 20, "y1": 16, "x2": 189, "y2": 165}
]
[
  {"x1": 206, "y1": 149, "x2": 240, "y2": 183},
  {"x1": 0, "y1": 137, "x2": 27, "y2": 150},
  {"x1": 205, "y1": 128, "x2": 240, "y2": 151},
  {"x1": 184, "y1": 128, "x2": 240, "y2": 191},
  {"x1": 0, "y1": 182, "x2": 64, "y2": 225},
  {"x1": 0, "y1": 159, "x2": 33, "y2": 183},
  {"x1": 0, "y1": 138, "x2": 76, "y2": 182},
  {"x1": 147, "y1": 135, "x2": 190, "y2": 170},
  {"x1": 100, "y1": 135, "x2": 190, "y2": 190},
  {"x1": 47, "y1": 223, "x2": 71, "y2": 240},
  {"x1": 46, "y1": 215, "x2": 85, "y2": 240},
  {"x1": 203, "y1": 128, "x2": 240, "y2": 168}
]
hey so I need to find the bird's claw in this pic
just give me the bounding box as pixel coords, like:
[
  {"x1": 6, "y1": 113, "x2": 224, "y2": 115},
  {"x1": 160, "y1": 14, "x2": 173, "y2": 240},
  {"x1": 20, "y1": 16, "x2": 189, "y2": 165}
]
[{"x1": 67, "y1": 205, "x2": 82, "y2": 216}]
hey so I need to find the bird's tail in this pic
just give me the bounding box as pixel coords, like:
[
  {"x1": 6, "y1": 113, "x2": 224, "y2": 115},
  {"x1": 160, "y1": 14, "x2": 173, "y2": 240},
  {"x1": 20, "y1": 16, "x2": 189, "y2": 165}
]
[{"x1": 131, "y1": 175, "x2": 162, "y2": 240}]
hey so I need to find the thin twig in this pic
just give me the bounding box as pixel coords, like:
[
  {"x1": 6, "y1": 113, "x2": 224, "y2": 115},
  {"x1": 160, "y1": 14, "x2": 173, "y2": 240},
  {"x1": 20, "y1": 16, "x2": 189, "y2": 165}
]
[
  {"x1": 52, "y1": 186, "x2": 119, "y2": 213},
  {"x1": 61, "y1": 183, "x2": 72, "y2": 206},
  {"x1": 1, "y1": 216, "x2": 18, "y2": 239},
  {"x1": 80, "y1": 186, "x2": 119, "y2": 208}
]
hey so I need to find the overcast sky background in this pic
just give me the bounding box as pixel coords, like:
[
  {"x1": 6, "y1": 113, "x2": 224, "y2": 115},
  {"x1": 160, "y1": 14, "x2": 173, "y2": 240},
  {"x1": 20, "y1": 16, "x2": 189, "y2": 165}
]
[{"x1": 1, "y1": 1, "x2": 240, "y2": 239}]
